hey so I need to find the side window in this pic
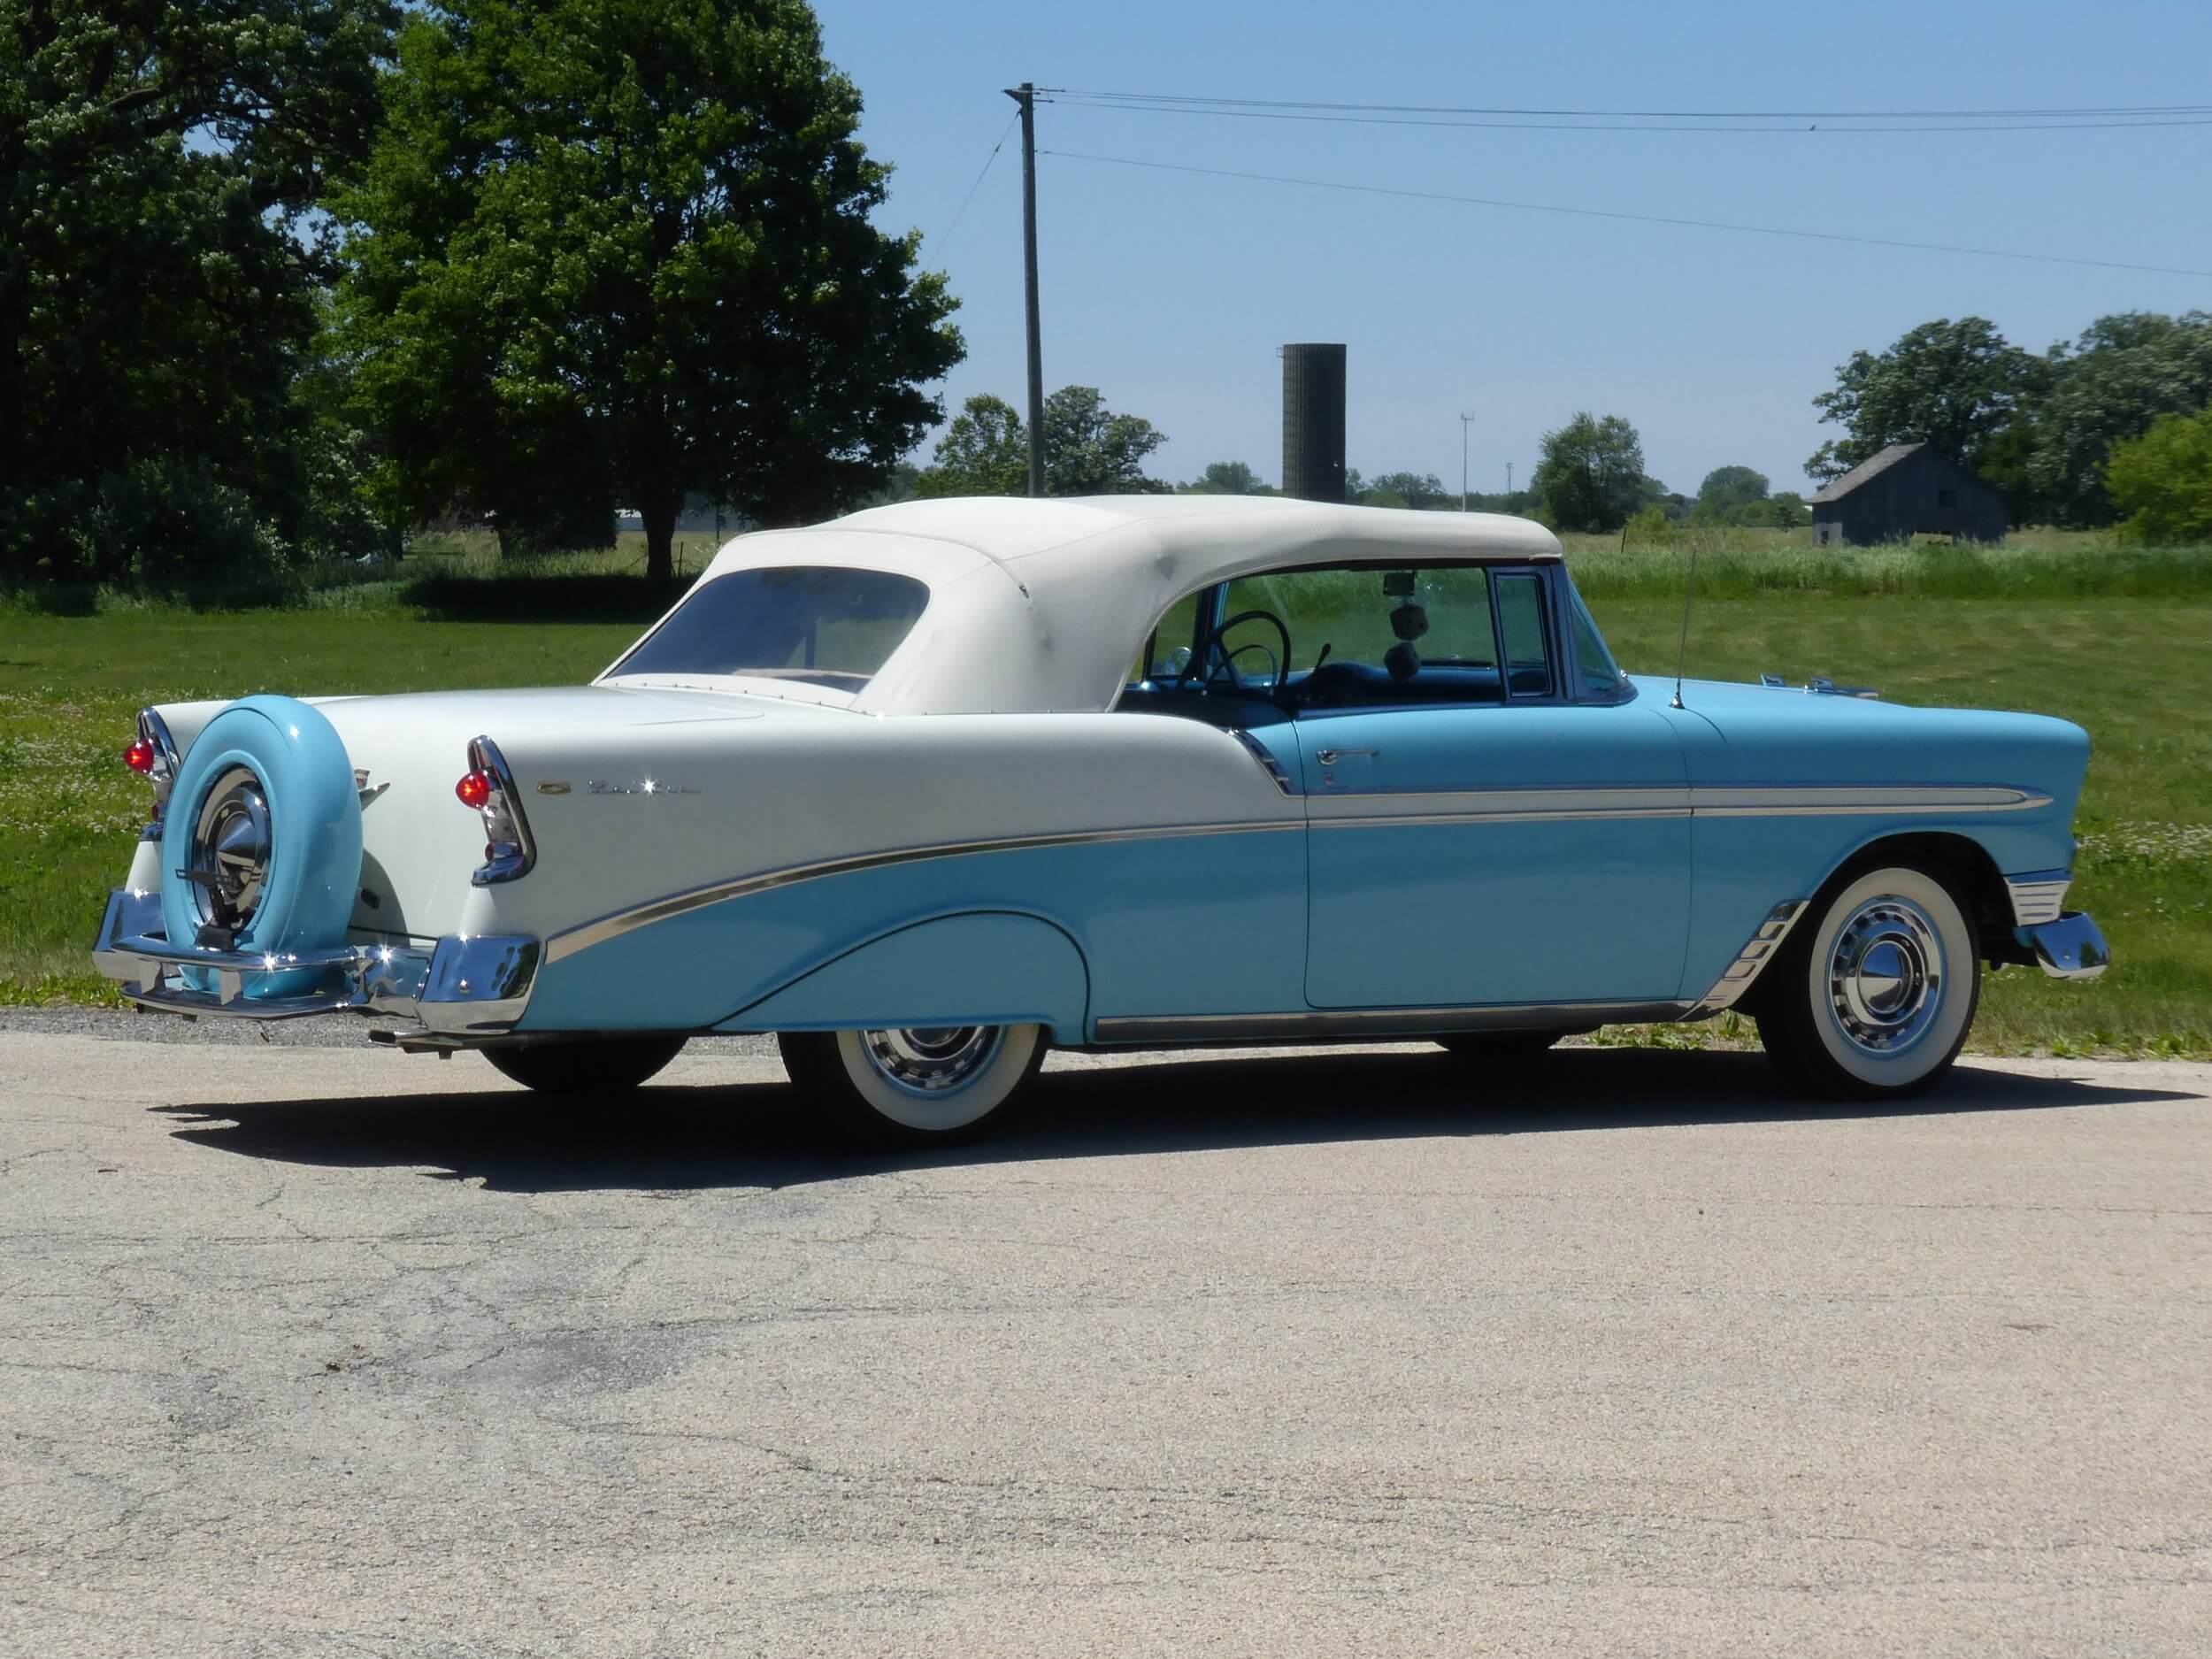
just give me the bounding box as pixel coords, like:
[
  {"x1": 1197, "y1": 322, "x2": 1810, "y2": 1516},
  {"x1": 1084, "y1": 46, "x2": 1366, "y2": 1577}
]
[
  {"x1": 1130, "y1": 593, "x2": 1202, "y2": 683},
  {"x1": 1218, "y1": 565, "x2": 1499, "y2": 701},
  {"x1": 1493, "y1": 573, "x2": 1554, "y2": 697}
]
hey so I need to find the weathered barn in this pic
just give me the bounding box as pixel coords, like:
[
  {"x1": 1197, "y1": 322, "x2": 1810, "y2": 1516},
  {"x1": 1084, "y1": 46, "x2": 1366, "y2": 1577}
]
[{"x1": 1809, "y1": 442, "x2": 2006, "y2": 546}]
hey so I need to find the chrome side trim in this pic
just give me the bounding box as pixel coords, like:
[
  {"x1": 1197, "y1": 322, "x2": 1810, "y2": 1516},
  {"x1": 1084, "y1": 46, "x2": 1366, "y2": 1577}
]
[
  {"x1": 1092, "y1": 999, "x2": 1692, "y2": 1046},
  {"x1": 1691, "y1": 900, "x2": 1810, "y2": 1015},
  {"x1": 1692, "y1": 785, "x2": 2048, "y2": 817},
  {"x1": 1303, "y1": 783, "x2": 2048, "y2": 827},
  {"x1": 538, "y1": 780, "x2": 2055, "y2": 966},
  {"x1": 542, "y1": 818, "x2": 1307, "y2": 964},
  {"x1": 2018, "y1": 912, "x2": 2109, "y2": 980},
  {"x1": 1309, "y1": 786, "x2": 1692, "y2": 827},
  {"x1": 2004, "y1": 869, "x2": 2072, "y2": 928}
]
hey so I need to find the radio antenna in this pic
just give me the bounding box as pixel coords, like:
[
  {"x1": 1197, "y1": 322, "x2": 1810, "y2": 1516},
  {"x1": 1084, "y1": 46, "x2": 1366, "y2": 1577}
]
[{"x1": 1670, "y1": 541, "x2": 1701, "y2": 710}]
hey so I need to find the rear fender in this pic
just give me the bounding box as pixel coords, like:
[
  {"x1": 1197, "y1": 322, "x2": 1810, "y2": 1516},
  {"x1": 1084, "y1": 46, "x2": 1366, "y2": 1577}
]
[{"x1": 721, "y1": 911, "x2": 1091, "y2": 1043}]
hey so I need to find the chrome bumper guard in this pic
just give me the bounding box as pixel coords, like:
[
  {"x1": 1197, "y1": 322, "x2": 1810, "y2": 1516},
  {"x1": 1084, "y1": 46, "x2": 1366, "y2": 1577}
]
[
  {"x1": 2016, "y1": 911, "x2": 2110, "y2": 981},
  {"x1": 91, "y1": 887, "x2": 540, "y2": 1038}
]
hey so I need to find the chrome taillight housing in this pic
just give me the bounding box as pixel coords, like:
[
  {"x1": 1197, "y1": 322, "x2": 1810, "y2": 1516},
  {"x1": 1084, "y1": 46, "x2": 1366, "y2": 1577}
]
[
  {"x1": 126, "y1": 707, "x2": 181, "y2": 839},
  {"x1": 457, "y1": 735, "x2": 536, "y2": 885}
]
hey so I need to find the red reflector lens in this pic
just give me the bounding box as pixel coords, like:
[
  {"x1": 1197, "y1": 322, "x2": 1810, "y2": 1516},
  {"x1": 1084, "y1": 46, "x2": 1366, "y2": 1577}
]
[
  {"x1": 455, "y1": 771, "x2": 494, "y2": 810},
  {"x1": 125, "y1": 740, "x2": 157, "y2": 775}
]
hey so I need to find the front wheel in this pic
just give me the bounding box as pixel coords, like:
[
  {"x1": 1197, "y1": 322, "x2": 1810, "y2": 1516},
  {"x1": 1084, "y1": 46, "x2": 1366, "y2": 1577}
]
[
  {"x1": 1755, "y1": 866, "x2": 1979, "y2": 1100},
  {"x1": 779, "y1": 1024, "x2": 1047, "y2": 1146},
  {"x1": 484, "y1": 1035, "x2": 687, "y2": 1096}
]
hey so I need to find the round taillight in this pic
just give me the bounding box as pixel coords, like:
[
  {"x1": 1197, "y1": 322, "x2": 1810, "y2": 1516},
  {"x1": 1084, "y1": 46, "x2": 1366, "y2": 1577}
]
[
  {"x1": 125, "y1": 739, "x2": 157, "y2": 775},
  {"x1": 455, "y1": 771, "x2": 494, "y2": 810}
]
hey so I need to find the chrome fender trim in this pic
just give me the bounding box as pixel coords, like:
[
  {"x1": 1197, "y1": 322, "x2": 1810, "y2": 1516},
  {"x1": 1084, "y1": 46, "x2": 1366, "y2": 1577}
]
[
  {"x1": 1690, "y1": 900, "x2": 1811, "y2": 1016},
  {"x1": 2003, "y1": 869, "x2": 2073, "y2": 928}
]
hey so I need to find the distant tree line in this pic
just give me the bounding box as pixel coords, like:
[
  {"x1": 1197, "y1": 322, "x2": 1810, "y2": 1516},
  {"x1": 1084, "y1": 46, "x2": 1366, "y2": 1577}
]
[
  {"x1": 909, "y1": 311, "x2": 2212, "y2": 542},
  {"x1": 13, "y1": 2, "x2": 2205, "y2": 591},
  {"x1": 1055, "y1": 418, "x2": 1802, "y2": 536}
]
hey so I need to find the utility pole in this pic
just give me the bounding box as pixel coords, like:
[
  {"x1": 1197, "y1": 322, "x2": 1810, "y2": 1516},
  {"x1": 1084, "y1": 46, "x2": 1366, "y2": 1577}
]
[
  {"x1": 1004, "y1": 82, "x2": 1045, "y2": 497},
  {"x1": 1459, "y1": 411, "x2": 1477, "y2": 511},
  {"x1": 1506, "y1": 461, "x2": 1514, "y2": 495}
]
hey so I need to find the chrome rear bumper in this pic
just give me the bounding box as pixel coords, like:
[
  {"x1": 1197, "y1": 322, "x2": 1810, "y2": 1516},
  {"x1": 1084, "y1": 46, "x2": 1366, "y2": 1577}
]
[{"x1": 90, "y1": 887, "x2": 540, "y2": 1037}]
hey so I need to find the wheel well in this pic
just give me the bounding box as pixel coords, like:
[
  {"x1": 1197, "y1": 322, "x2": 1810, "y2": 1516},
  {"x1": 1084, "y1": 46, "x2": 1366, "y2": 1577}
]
[
  {"x1": 1740, "y1": 832, "x2": 2014, "y2": 1020},
  {"x1": 1823, "y1": 832, "x2": 2013, "y2": 956}
]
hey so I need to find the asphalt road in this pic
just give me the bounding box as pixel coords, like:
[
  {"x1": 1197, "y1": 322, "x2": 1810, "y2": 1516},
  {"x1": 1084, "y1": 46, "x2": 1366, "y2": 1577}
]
[{"x1": 3, "y1": 1015, "x2": 2208, "y2": 1657}]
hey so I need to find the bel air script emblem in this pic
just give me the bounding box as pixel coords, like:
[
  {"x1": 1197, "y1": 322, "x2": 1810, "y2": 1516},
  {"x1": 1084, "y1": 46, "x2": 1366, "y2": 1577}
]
[{"x1": 583, "y1": 778, "x2": 698, "y2": 796}]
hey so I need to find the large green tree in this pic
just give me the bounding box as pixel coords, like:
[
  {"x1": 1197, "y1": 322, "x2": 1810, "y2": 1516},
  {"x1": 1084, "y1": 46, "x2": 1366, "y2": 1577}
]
[
  {"x1": 916, "y1": 386, "x2": 1168, "y2": 497},
  {"x1": 334, "y1": 0, "x2": 963, "y2": 579},
  {"x1": 1693, "y1": 465, "x2": 1770, "y2": 520},
  {"x1": 915, "y1": 395, "x2": 1026, "y2": 497},
  {"x1": 1, "y1": 0, "x2": 396, "y2": 581},
  {"x1": 2104, "y1": 408, "x2": 2212, "y2": 544},
  {"x1": 1532, "y1": 412, "x2": 1647, "y2": 533},
  {"x1": 1806, "y1": 318, "x2": 2047, "y2": 485},
  {"x1": 2024, "y1": 312, "x2": 2212, "y2": 526},
  {"x1": 1179, "y1": 460, "x2": 1273, "y2": 495},
  {"x1": 1041, "y1": 386, "x2": 1169, "y2": 495}
]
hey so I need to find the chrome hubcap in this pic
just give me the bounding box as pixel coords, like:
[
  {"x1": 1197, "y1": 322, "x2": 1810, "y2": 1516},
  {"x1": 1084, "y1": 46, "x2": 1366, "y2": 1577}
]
[
  {"x1": 1827, "y1": 897, "x2": 1943, "y2": 1055},
  {"x1": 859, "y1": 1025, "x2": 1004, "y2": 1097},
  {"x1": 188, "y1": 765, "x2": 272, "y2": 930}
]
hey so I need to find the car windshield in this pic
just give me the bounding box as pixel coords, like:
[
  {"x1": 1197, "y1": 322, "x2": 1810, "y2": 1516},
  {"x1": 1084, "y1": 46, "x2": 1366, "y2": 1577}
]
[{"x1": 609, "y1": 566, "x2": 930, "y2": 691}]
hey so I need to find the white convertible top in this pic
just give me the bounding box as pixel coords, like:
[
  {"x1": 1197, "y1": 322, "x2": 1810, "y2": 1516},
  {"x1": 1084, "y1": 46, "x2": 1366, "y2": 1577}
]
[{"x1": 631, "y1": 495, "x2": 1563, "y2": 716}]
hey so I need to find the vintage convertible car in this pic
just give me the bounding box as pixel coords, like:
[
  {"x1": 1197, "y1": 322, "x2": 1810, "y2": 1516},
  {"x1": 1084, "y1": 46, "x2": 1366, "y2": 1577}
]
[{"x1": 94, "y1": 495, "x2": 2108, "y2": 1141}]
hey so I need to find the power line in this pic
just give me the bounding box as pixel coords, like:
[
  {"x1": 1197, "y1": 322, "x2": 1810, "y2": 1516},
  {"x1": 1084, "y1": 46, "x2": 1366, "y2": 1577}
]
[
  {"x1": 1040, "y1": 149, "x2": 2212, "y2": 280},
  {"x1": 923, "y1": 110, "x2": 1019, "y2": 264},
  {"x1": 1040, "y1": 96, "x2": 2212, "y2": 136},
  {"x1": 1037, "y1": 87, "x2": 2212, "y2": 122}
]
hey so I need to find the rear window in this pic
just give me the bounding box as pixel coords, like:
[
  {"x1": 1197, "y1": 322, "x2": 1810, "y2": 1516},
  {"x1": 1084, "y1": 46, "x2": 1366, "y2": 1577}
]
[{"x1": 611, "y1": 567, "x2": 929, "y2": 691}]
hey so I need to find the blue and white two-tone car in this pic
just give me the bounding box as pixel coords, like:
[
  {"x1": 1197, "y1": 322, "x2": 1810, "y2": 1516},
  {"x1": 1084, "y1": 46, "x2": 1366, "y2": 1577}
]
[{"x1": 94, "y1": 495, "x2": 2108, "y2": 1141}]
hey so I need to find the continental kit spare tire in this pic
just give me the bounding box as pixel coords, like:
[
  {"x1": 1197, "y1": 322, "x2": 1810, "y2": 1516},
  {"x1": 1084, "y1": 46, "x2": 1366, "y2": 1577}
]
[{"x1": 159, "y1": 695, "x2": 363, "y2": 999}]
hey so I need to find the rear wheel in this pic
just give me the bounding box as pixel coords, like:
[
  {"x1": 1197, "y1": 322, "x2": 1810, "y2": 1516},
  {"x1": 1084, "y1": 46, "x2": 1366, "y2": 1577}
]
[
  {"x1": 779, "y1": 1024, "x2": 1047, "y2": 1146},
  {"x1": 484, "y1": 1036, "x2": 687, "y2": 1096},
  {"x1": 1755, "y1": 865, "x2": 1979, "y2": 1100}
]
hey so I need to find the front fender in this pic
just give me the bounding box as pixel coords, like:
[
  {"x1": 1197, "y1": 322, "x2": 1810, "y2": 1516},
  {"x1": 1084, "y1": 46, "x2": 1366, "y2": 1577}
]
[{"x1": 719, "y1": 911, "x2": 1090, "y2": 1043}]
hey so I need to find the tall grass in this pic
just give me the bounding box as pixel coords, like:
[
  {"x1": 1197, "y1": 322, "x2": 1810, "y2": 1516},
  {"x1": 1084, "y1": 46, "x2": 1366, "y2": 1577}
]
[{"x1": 1561, "y1": 531, "x2": 2212, "y2": 601}]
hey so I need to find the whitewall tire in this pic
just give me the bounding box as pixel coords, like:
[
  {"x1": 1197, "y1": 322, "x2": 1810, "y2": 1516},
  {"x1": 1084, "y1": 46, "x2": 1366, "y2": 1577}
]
[
  {"x1": 1756, "y1": 865, "x2": 1980, "y2": 1099},
  {"x1": 778, "y1": 1024, "x2": 1048, "y2": 1145}
]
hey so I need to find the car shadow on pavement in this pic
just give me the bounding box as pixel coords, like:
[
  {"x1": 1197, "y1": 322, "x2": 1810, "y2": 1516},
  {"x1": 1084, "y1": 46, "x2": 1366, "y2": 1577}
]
[{"x1": 150, "y1": 1046, "x2": 2198, "y2": 1195}]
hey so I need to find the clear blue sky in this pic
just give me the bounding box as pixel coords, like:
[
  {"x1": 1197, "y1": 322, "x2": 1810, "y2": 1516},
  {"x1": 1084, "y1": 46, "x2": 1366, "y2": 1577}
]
[{"x1": 815, "y1": 0, "x2": 2212, "y2": 497}]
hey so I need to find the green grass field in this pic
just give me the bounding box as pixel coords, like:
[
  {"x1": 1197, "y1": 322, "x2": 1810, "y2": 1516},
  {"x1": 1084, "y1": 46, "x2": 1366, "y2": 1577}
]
[{"x1": 4, "y1": 536, "x2": 2207, "y2": 1055}]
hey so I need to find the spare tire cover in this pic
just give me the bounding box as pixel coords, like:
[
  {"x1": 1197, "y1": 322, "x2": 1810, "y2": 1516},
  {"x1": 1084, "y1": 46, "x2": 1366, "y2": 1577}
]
[{"x1": 160, "y1": 695, "x2": 364, "y2": 998}]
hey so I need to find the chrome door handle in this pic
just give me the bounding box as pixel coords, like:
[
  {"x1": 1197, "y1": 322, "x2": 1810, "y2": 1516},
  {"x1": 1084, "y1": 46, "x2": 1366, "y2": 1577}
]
[{"x1": 1314, "y1": 748, "x2": 1378, "y2": 764}]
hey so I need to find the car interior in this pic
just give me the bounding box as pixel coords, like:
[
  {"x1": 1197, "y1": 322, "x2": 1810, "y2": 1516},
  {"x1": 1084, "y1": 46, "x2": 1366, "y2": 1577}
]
[{"x1": 1117, "y1": 561, "x2": 1558, "y2": 728}]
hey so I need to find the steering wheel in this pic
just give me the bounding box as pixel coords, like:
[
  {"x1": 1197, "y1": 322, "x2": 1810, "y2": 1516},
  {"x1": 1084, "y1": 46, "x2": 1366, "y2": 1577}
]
[{"x1": 1180, "y1": 608, "x2": 1294, "y2": 701}]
